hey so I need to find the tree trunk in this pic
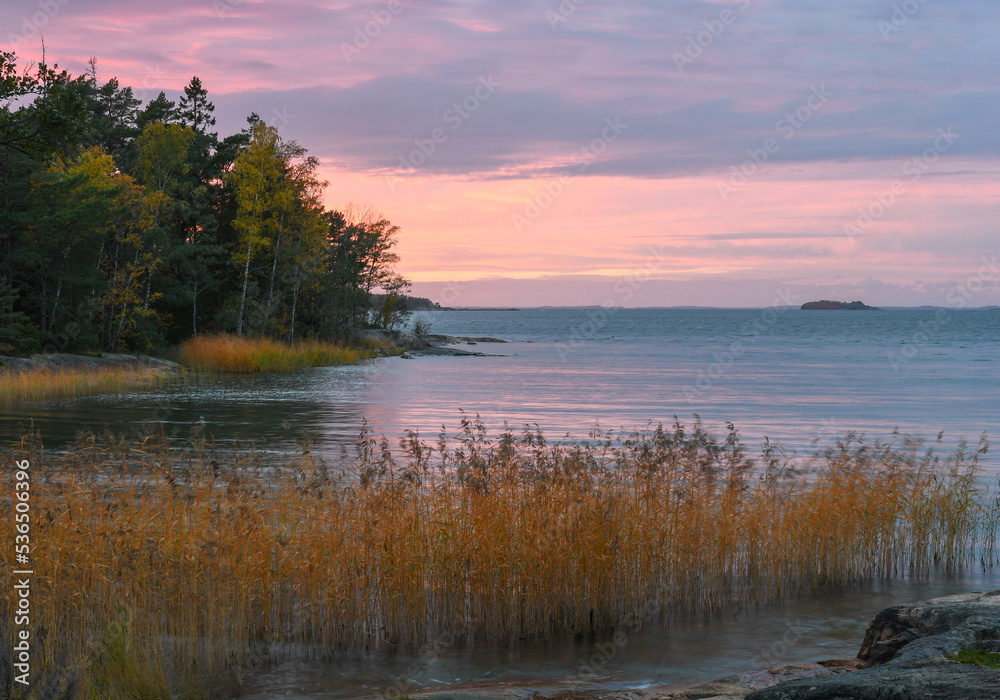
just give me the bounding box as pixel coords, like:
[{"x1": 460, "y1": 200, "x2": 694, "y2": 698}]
[
  {"x1": 289, "y1": 273, "x2": 299, "y2": 344},
  {"x1": 52, "y1": 275, "x2": 62, "y2": 330},
  {"x1": 265, "y1": 213, "x2": 285, "y2": 330},
  {"x1": 192, "y1": 279, "x2": 199, "y2": 336},
  {"x1": 237, "y1": 174, "x2": 264, "y2": 337},
  {"x1": 237, "y1": 238, "x2": 252, "y2": 336},
  {"x1": 143, "y1": 243, "x2": 157, "y2": 311}
]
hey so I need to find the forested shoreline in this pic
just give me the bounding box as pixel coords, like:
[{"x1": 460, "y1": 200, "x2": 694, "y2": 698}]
[{"x1": 1, "y1": 51, "x2": 410, "y2": 357}]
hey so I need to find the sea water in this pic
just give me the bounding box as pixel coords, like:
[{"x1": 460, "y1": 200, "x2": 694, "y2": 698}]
[
  {"x1": 5, "y1": 307, "x2": 1000, "y2": 697},
  {"x1": 6, "y1": 308, "x2": 996, "y2": 463}
]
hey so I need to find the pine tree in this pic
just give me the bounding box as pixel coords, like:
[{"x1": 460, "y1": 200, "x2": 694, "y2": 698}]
[
  {"x1": 0, "y1": 281, "x2": 39, "y2": 354},
  {"x1": 137, "y1": 92, "x2": 177, "y2": 130},
  {"x1": 82, "y1": 64, "x2": 141, "y2": 168},
  {"x1": 177, "y1": 76, "x2": 216, "y2": 135}
]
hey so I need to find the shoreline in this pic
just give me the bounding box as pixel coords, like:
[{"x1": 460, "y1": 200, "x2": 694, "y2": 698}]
[
  {"x1": 356, "y1": 328, "x2": 508, "y2": 357},
  {"x1": 0, "y1": 328, "x2": 510, "y2": 376},
  {"x1": 0, "y1": 330, "x2": 507, "y2": 404},
  {"x1": 377, "y1": 591, "x2": 1000, "y2": 699},
  {"x1": 0, "y1": 352, "x2": 183, "y2": 375}
]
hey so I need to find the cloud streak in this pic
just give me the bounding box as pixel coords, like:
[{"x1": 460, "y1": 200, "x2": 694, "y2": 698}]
[{"x1": 2, "y1": 0, "x2": 998, "y2": 304}]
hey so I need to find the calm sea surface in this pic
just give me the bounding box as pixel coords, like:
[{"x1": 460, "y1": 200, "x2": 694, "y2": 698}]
[
  {"x1": 5, "y1": 308, "x2": 998, "y2": 462},
  {"x1": 5, "y1": 307, "x2": 1000, "y2": 697}
]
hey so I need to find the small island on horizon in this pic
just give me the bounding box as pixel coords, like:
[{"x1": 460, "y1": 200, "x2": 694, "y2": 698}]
[{"x1": 801, "y1": 300, "x2": 880, "y2": 310}]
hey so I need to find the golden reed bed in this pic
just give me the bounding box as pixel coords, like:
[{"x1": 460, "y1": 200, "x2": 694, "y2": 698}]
[
  {"x1": 0, "y1": 365, "x2": 168, "y2": 406},
  {"x1": 180, "y1": 334, "x2": 367, "y2": 373},
  {"x1": 0, "y1": 419, "x2": 997, "y2": 698}
]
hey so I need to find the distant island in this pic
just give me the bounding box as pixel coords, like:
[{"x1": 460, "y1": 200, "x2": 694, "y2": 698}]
[
  {"x1": 801, "y1": 300, "x2": 880, "y2": 310},
  {"x1": 370, "y1": 293, "x2": 519, "y2": 311},
  {"x1": 369, "y1": 293, "x2": 443, "y2": 311}
]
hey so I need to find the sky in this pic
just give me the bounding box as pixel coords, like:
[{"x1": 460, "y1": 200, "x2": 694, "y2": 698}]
[{"x1": 3, "y1": 0, "x2": 999, "y2": 307}]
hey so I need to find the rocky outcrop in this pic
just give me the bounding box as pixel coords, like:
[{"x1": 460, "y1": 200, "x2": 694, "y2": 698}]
[
  {"x1": 747, "y1": 590, "x2": 1000, "y2": 700},
  {"x1": 858, "y1": 590, "x2": 1000, "y2": 664},
  {"x1": 355, "y1": 329, "x2": 506, "y2": 357},
  {"x1": 424, "y1": 333, "x2": 507, "y2": 345},
  {"x1": 800, "y1": 300, "x2": 879, "y2": 310},
  {"x1": 0, "y1": 353, "x2": 181, "y2": 374}
]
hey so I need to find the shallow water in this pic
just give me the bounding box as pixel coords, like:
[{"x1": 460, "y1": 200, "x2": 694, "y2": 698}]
[
  {"x1": 5, "y1": 307, "x2": 999, "y2": 697},
  {"x1": 237, "y1": 570, "x2": 1000, "y2": 698}
]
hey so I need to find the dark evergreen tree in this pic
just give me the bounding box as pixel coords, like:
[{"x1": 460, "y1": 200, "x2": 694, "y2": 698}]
[
  {"x1": 82, "y1": 62, "x2": 141, "y2": 169},
  {"x1": 137, "y1": 92, "x2": 177, "y2": 130},
  {"x1": 177, "y1": 76, "x2": 216, "y2": 136},
  {"x1": 0, "y1": 281, "x2": 39, "y2": 354}
]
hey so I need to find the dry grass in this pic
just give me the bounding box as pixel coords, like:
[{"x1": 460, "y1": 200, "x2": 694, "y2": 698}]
[
  {"x1": 180, "y1": 334, "x2": 367, "y2": 373},
  {"x1": 354, "y1": 335, "x2": 405, "y2": 353},
  {"x1": 0, "y1": 364, "x2": 169, "y2": 406},
  {"x1": 0, "y1": 419, "x2": 997, "y2": 697}
]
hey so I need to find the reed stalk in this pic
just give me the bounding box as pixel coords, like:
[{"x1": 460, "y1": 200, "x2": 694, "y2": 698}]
[
  {"x1": 0, "y1": 365, "x2": 168, "y2": 406},
  {"x1": 0, "y1": 420, "x2": 996, "y2": 697},
  {"x1": 180, "y1": 334, "x2": 366, "y2": 373}
]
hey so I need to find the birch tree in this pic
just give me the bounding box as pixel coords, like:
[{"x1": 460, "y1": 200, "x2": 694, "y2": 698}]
[{"x1": 229, "y1": 121, "x2": 282, "y2": 336}]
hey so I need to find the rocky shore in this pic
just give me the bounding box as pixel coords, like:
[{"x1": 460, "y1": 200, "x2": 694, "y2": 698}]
[
  {"x1": 0, "y1": 352, "x2": 182, "y2": 374},
  {"x1": 746, "y1": 589, "x2": 1000, "y2": 700},
  {"x1": 356, "y1": 329, "x2": 507, "y2": 357},
  {"x1": 390, "y1": 590, "x2": 1000, "y2": 700},
  {"x1": 0, "y1": 330, "x2": 508, "y2": 373}
]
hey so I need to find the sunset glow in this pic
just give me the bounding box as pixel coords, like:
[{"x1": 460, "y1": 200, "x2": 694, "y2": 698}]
[{"x1": 5, "y1": 0, "x2": 998, "y2": 306}]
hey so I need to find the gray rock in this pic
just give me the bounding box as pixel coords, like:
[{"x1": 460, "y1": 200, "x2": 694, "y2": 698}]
[
  {"x1": 747, "y1": 590, "x2": 1000, "y2": 700},
  {"x1": 425, "y1": 334, "x2": 507, "y2": 344},
  {"x1": 859, "y1": 590, "x2": 1000, "y2": 664},
  {"x1": 412, "y1": 346, "x2": 489, "y2": 357},
  {"x1": 0, "y1": 353, "x2": 181, "y2": 374},
  {"x1": 356, "y1": 329, "x2": 504, "y2": 357}
]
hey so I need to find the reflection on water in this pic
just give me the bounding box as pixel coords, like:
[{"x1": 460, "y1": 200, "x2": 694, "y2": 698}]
[
  {"x1": 2, "y1": 309, "x2": 999, "y2": 463},
  {"x1": 238, "y1": 569, "x2": 1000, "y2": 698},
  {"x1": 3, "y1": 309, "x2": 999, "y2": 696},
  {"x1": 0, "y1": 364, "x2": 381, "y2": 449}
]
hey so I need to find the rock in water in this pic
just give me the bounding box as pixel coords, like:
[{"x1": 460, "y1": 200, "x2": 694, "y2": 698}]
[
  {"x1": 747, "y1": 590, "x2": 1000, "y2": 700},
  {"x1": 859, "y1": 590, "x2": 1000, "y2": 664},
  {"x1": 800, "y1": 300, "x2": 879, "y2": 310}
]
